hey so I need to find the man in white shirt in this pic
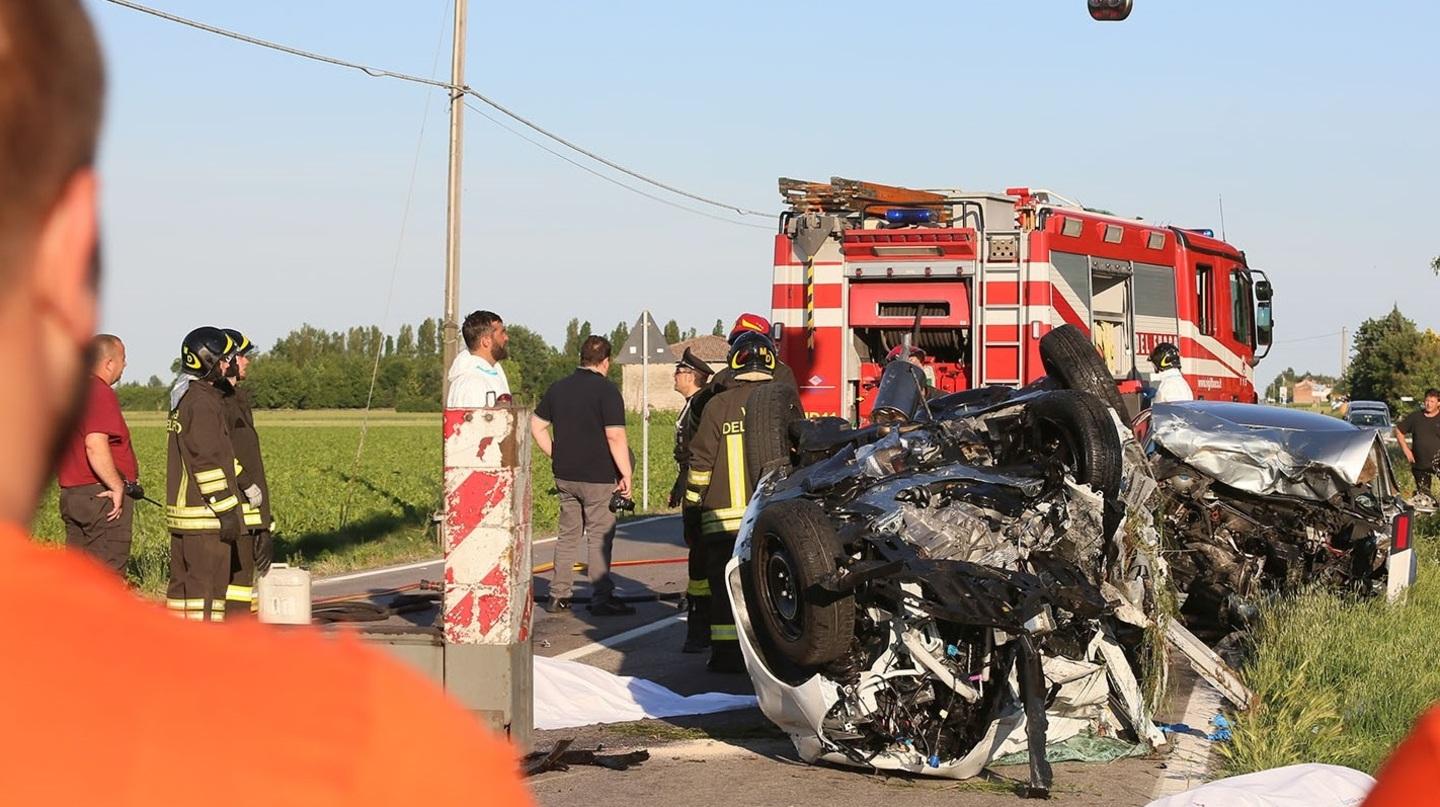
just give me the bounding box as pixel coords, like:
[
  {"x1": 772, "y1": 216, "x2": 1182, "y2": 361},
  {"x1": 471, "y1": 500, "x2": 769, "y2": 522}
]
[
  {"x1": 446, "y1": 310, "x2": 512, "y2": 407},
  {"x1": 1148, "y1": 341, "x2": 1194, "y2": 403}
]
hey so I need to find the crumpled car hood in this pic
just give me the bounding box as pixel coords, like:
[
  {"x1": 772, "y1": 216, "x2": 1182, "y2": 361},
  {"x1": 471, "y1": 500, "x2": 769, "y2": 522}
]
[{"x1": 1149, "y1": 401, "x2": 1387, "y2": 500}]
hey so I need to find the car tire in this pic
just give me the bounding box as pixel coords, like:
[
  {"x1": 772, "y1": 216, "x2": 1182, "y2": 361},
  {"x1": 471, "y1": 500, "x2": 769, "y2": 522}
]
[
  {"x1": 743, "y1": 382, "x2": 804, "y2": 487},
  {"x1": 747, "y1": 499, "x2": 854, "y2": 669},
  {"x1": 1027, "y1": 390, "x2": 1123, "y2": 501},
  {"x1": 1039, "y1": 324, "x2": 1127, "y2": 419}
]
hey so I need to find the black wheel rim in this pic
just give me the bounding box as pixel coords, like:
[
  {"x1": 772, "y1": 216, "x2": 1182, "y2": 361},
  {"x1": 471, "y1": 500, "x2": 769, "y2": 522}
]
[{"x1": 761, "y1": 533, "x2": 804, "y2": 640}]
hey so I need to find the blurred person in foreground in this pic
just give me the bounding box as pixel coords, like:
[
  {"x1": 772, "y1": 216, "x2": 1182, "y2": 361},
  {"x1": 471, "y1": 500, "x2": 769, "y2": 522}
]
[
  {"x1": 55, "y1": 334, "x2": 137, "y2": 576},
  {"x1": 0, "y1": 2, "x2": 531, "y2": 803}
]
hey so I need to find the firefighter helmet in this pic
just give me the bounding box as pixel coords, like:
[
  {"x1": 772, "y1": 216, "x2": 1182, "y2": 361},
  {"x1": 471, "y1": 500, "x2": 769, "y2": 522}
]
[
  {"x1": 222, "y1": 328, "x2": 255, "y2": 356},
  {"x1": 180, "y1": 327, "x2": 236, "y2": 379},
  {"x1": 728, "y1": 312, "x2": 772, "y2": 344},
  {"x1": 1149, "y1": 342, "x2": 1181, "y2": 372},
  {"x1": 728, "y1": 331, "x2": 777, "y2": 381}
]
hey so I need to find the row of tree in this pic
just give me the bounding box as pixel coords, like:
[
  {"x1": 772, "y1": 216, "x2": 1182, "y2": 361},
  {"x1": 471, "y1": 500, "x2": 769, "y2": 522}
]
[{"x1": 118, "y1": 316, "x2": 718, "y2": 411}]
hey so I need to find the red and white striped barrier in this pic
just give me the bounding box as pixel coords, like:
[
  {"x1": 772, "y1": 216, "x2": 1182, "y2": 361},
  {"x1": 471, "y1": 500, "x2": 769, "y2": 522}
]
[{"x1": 442, "y1": 406, "x2": 533, "y2": 645}]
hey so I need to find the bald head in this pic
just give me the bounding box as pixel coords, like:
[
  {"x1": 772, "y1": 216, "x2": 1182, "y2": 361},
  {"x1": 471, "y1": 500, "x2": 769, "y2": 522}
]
[{"x1": 91, "y1": 334, "x2": 125, "y2": 385}]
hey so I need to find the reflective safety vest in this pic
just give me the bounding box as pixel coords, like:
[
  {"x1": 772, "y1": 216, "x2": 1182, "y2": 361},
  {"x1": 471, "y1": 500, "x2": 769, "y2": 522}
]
[
  {"x1": 165, "y1": 380, "x2": 249, "y2": 533},
  {"x1": 685, "y1": 382, "x2": 765, "y2": 537}
]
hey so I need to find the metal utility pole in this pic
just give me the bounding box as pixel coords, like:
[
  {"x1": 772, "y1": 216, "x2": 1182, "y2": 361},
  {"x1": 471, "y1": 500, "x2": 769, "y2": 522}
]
[
  {"x1": 641, "y1": 311, "x2": 650, "y2": 510},
  {"x1": 1340, "y1": 326, "x2": 1349, "y2": 377},
  {"x1": 440, "y1": 0, "x2": 468, "y2": 403}
]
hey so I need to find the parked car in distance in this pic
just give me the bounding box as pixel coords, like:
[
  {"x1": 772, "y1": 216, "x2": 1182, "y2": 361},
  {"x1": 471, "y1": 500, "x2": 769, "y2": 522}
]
[{"x1": 1346, "y1": 401, "x2": 1396, "y2": 444}]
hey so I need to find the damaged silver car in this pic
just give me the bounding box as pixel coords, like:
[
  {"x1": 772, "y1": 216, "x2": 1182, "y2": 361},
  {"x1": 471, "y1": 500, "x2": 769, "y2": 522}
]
[
  {"x1": 1134, "y1": 401, "x2": 1412, "y2": 641},
  {"x1": 723, "y1": 326, "x2": 1169, "y2": 796}
]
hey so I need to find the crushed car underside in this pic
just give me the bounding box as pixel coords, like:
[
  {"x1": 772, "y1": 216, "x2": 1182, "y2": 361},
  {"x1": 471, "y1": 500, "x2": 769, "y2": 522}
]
[{"x1": 724, "y1": 327, "x2": 1171, "y2": 796}]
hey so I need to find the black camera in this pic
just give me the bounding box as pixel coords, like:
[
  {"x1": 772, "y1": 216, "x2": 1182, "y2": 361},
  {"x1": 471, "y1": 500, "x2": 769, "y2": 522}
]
[{"x1": 608, "y1": 492, "x2": 636, "y2": 514}]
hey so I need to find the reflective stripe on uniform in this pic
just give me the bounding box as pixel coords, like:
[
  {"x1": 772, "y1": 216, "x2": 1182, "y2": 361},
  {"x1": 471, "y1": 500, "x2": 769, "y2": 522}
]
[
  {"x1": 725, "y1": 432, "x2": 746, "y2": 512},
  {"x1": 700, "y1": 506, "x2": 746, "y2": 534},
  {"x1": 687, "y1": 469, "x2": 712, "y2": 486},
  {"x1": 684, "y1": 490, "x2": 702, "y2": 504},
  {"x1": 208, "y1": 495, "x2": 239, "y2": 513},
  {"x1": 166, "y1": 506, "x2": 265, "y2": 532},
  {"x1": 226, "y1": 585, "x2": 254, "y2": 602},
  {"x1": 711, "y1": 624, "x2": 738, "y2": 641},
  {"x1": 686, "y1": 578, "x2": 711, "y2": 597},
  {"x1": 197, "y1": 478, "x2": 228, "y2": 495},
  {"x1": 193, "y1": 468, "x2": 226, "y2": 484}
]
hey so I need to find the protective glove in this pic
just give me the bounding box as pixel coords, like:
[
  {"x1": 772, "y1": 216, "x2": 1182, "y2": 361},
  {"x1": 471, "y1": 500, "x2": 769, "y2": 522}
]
[
  {"x1": 217, "y1": 507, "x2": 243, "y2": 543},
  {"x1": 243, "y1": 484, "x2": 264, "y2": 508},
  {"x1": 667, "y1": 476, "x2": 685, "y2": 509}
]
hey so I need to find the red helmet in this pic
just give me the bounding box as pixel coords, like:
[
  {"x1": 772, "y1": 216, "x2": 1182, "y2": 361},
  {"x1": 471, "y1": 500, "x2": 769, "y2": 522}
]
[
  {"x1": 728, "y1": 312, "x2": 771, "y2": 344},
  {"x1": 885, "y1": 344, "x2": 927, "y2": 364}
]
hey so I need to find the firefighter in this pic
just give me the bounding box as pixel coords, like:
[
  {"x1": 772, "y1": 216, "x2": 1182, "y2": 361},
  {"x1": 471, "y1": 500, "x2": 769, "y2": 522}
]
[
  {"x1": 1148, "y1": 342, "x2": 1194, "y2": 403},
  {"x1": 685, "y1": 331, "x2": 777, "y2": 672},
  {"x1": 668, "y1": 347, "x2": 714, "y2": 653},
  {"x1": 222, "y1": 328, "x2": 272, "y2": 615},
  {"x1": 165, "y1": 327, "x2": 246, "y2": 623}
]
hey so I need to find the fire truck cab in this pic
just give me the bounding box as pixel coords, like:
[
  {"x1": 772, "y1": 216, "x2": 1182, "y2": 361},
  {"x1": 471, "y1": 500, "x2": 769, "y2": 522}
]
[{"x1": 770, "y1": 178, "x2": 1274, "y2": 424}]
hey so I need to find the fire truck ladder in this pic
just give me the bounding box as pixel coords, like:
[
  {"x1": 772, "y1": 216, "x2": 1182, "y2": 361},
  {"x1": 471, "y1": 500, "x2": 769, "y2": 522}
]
[{"x1": 976, "y1": 232, "x2": 1025, "y2": 387}]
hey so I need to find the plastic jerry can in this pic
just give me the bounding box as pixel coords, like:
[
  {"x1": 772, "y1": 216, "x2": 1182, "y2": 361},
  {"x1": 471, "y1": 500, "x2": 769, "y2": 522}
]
[{"x1": 257, "y1": 563, "x2": 312, "y2": 625}]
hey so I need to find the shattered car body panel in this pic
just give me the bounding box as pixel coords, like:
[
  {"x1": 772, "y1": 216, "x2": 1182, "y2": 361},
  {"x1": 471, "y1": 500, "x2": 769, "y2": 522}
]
[
  {"x1": 1135, "y1": 401, "x2": 1404, "y2": 638},
  {"x1": 726, "y1": 377, "x2": 1169, "y2": 793}
]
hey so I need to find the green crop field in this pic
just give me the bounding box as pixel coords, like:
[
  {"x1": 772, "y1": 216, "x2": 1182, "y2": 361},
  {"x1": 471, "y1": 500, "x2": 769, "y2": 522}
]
[{"x1": 30, "y1": 409, "x2": 680, "y2": 595}]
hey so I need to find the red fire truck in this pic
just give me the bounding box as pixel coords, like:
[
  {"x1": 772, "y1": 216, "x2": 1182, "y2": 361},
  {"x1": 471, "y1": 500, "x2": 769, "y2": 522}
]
[{"x1": 769, "y1": 178, "x2": 1274, "y2": 423}]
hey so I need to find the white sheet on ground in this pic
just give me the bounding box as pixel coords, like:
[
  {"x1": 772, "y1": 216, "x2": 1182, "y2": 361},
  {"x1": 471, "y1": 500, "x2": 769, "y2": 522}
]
[
  {"x1": 534, "y1": 655, "x2": 759, "y2": 730},
  {"x1": 1145, "y1": 763, "x2": 1374, "y2": 807}
]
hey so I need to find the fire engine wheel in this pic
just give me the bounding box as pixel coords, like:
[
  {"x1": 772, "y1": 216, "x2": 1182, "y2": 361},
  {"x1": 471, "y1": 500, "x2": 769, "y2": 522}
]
[
  {"x1": 1038, "y1": 325, "x2": 1128, "y2": 419},
  {"x1": 1026, "y1": 390, "x2": 1123, "y2": 501},
  {"x1": 743, "y1": 382, "x2": 804, "y2": 487},
  {"x1": 747, "y1": 499, "x2": 854, "y2": 670}
]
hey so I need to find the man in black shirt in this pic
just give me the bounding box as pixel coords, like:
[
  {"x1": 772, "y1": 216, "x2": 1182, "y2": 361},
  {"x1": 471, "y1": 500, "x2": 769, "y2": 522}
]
[
  {"x1": 1397, "y1": 388, "x2": 1440, "y2": 500},
  {"x1": 531, "y1": 336, "x2": 635, "y2": 616}
]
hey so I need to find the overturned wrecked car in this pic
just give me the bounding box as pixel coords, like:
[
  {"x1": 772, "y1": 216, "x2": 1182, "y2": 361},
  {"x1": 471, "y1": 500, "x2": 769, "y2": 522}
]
[
  {"x1": 1135, "y1": 401, "x2": 1411, "y2": 641},
  {"x1": 723, "y1": 327, "x2": 1170, "y2": 795}
]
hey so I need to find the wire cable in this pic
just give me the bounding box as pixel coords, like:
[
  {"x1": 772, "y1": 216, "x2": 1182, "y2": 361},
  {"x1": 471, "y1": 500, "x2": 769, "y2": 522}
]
[
  {"x1": 102, "y1": 0, "x2": 775, "y2": 219},
  {"x1": 463, "y1": 101, "x2": 771, "y2": 230},
  {"x1": 1273, "y1": 330, "x2": 1343, "y2": 345}
]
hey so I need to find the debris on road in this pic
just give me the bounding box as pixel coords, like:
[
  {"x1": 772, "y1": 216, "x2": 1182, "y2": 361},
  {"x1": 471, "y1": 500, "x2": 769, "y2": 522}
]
[{"x1": 524, "y1": 740, "x2": 652, "y2": 776}]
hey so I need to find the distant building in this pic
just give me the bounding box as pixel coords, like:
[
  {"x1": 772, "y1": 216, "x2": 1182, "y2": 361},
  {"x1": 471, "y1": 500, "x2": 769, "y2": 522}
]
[
  {"x1": 621, "y1": 335, "x2": 729, "y2": 412},
  {"x1": 1292, "y1": 379, "x2": 1333, "y2": 405}
]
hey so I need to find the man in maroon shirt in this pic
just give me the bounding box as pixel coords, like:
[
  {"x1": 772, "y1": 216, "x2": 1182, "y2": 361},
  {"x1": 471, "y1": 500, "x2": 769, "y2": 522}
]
[{"x1": 56, "y1": 334, "x2": 138, "y2": 574}]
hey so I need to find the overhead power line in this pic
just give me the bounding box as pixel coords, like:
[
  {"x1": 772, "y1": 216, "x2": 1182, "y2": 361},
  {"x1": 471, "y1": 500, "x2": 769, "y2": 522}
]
[
  {"x1": 1273, "y1": 330, "x2": 1343, "y2": 345},
  {"x1": 102, "y1": 0, "x2": 775, "y2": 220},
  {"x1": 464, "y1": 102, "x2": 771, "y2": 230}
]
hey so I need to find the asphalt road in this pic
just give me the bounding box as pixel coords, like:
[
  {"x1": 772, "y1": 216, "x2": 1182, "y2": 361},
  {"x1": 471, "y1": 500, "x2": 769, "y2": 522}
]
[{"x1": 313, "y1": 513, "x2": 750, "y2": 695}]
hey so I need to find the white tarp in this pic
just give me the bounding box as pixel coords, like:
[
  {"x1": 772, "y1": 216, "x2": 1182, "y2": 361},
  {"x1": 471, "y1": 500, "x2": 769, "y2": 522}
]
[
  {"x1": 1145, "y1": 763, "x2": 1374, "y2": 807},
  {"x1": 533, "y1": 655, "x2": 759, "y2": 730}
]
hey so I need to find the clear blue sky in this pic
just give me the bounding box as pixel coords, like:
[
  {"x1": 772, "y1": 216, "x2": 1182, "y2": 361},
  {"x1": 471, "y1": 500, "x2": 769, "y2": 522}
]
[{"x1": 87, "y1": 0, "x2": 1439, "y2": 384}]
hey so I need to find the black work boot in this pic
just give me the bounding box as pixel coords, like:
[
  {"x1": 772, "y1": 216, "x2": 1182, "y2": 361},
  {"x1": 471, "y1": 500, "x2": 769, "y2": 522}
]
[
  {"x1": 707, "y1": 640, "x2": 744, "y2": 673},
  {"x1": 682, "y1": 595, "x2": 711, "y2": 654}
]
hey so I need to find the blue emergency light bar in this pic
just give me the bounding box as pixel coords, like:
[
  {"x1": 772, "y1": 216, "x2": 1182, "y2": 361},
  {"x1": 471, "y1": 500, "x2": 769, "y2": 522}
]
[{"x1": 885, "y1": 209, "x2": 935, "y2": 225}]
